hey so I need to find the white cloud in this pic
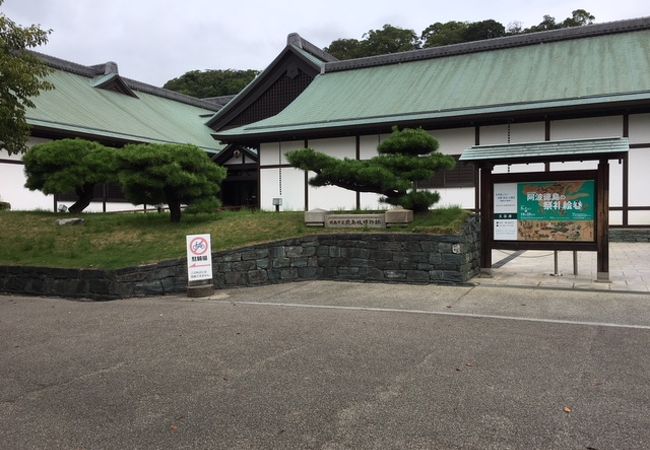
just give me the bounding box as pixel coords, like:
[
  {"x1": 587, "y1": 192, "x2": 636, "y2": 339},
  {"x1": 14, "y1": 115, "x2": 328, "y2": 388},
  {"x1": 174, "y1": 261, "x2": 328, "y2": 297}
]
[{"x1": 3, "y1": 0, "x2": 649, "y2": 86}]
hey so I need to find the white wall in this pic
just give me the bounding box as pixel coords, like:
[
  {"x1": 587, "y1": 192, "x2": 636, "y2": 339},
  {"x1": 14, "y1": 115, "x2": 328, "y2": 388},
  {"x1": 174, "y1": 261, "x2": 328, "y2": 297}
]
[
  {"x1": 1, "y1": 138, "x2": 146, "y2": 213},
  {"x1": 1, "y1": 138, "x2": 53, "y2": 211},
  {"x1": 260, "y1": 166, "x2": 305, "y2": 211},
  {"x1": 428, "y1": 127, "x2": 474, "y2": 155},
  {"x1": 359, "y1": 135, "x2": 380, "y2": 159},
  {"x1": 628, "y1": 147, "x2": 650, "y2": 206},
  {"x1": 256, "y1": 115, "x2": 649, "y2": 224},
  {"x1": 550, "y1": 116, "x2": 623, "y2": 140}
]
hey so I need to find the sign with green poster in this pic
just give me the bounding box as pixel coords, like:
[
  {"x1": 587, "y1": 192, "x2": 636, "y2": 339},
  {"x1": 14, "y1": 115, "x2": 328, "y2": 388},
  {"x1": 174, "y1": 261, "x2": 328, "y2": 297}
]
[{"x1": 494, "y1": 180, "x2": 595, "y2": 242}]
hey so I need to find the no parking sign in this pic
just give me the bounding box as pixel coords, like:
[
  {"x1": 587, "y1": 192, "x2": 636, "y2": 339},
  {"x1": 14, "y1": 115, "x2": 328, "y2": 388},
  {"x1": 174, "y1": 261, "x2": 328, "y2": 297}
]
[{"x1": 186, "y1": 234, "x2": 213, "y2": 282}]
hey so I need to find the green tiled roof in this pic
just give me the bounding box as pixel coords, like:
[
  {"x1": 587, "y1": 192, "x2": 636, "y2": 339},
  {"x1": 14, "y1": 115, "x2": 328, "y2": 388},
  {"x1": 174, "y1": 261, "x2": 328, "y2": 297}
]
[
  {"x1": 216, "y1": 26, "x2": 650, "y2": 140},
  {"x1": 460, "y1": 137, "x2": 629, "y2": 162},
  {"x1": 27, "y1": 68, "x2": 223, "y2": 153}
]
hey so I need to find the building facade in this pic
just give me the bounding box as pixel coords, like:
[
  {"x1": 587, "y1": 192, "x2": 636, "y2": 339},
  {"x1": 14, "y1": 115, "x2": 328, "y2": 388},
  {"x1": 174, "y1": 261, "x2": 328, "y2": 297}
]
[{"x1": 216, "y1": 18, "x2": 650, "y2": 226}]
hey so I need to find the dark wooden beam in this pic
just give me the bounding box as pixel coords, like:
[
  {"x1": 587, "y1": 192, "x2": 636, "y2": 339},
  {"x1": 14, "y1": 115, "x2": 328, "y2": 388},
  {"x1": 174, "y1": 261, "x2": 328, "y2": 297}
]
[
  {"x1": 622, "y1": 114, "x2": 630, "y2": 226},
  {"x1": 479, "y1": 164, "x2": 493, "y2": 270},
  {"x1": 304, "y1": 139, "x2": 309, "y2": 211},
  {"x1": 355, "y1": 136, "x2": 361, "y2": 210},
  {"x1": 596, "y1": 159, "x2": 609, "y2": 280}
]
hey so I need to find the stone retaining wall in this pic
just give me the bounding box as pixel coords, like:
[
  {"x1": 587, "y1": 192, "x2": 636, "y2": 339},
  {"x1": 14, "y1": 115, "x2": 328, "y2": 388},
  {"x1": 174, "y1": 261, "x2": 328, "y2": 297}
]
[{"x1": 0, "y1": 216, "x2": 480, "y2": 300}]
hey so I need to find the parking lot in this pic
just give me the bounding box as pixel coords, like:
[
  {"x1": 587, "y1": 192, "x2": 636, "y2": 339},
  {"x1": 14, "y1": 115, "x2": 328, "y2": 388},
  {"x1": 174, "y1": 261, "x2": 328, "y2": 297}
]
[{"x1": 2, "y1": 281, "x2": 650, "y2": 449}]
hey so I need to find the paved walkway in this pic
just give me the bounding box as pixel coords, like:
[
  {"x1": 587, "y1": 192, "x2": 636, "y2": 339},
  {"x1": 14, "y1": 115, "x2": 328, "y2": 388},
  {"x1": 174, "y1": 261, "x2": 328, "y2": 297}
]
[{"x1": 477, "y1": 243, "x2": 650, "y2": 293}]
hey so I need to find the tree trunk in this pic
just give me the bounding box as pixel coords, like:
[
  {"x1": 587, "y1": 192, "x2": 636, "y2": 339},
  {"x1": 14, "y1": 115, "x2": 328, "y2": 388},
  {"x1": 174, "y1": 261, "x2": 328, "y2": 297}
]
[
  {"x1": 168, "y1": 200, "x2": 182, "y2": 223},
  {"x1": 68, "y1": 183, "x2": 95, "y2": 213}
]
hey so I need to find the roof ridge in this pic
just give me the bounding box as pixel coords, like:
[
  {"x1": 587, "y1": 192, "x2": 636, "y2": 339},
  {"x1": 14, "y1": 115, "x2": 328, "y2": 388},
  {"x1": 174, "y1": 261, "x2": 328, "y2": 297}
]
[
  {"x1": 287, "y1": 32, "x2": 338, "y2": 62},
  {"x1": 30, "y1": 50, "x2": 223, "y2": 112},
  {"x1": 324, "y1": 16, "x2": 650, "y2": 73}
]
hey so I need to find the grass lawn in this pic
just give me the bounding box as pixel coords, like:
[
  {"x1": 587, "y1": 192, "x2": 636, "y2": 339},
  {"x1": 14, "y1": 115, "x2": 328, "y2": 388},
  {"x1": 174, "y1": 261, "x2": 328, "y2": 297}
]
[{"x1": 0, "y1": 207, "x2": 471, "y2": 269}]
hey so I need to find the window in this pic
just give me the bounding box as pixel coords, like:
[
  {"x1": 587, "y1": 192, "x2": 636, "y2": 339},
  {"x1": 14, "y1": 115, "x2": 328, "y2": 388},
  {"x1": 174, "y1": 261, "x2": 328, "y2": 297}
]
[{"x1": 416, "y1": 155, "x2": 475, "y2": 189}]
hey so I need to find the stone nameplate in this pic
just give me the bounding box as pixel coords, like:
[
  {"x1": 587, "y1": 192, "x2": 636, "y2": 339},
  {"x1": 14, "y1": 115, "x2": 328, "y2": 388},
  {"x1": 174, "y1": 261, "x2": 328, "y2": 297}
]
[{"x1": 324, "y1": 214, "x2": 385, "y2": 228}]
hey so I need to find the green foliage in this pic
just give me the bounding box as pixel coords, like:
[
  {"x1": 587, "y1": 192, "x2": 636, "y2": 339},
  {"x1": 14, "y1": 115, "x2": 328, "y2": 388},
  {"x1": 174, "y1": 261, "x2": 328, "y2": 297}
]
[
  {"x1": 463, "y1": 20, "x2": 506, "y2": 41},
  {"x1": 23, "y1": 139, "x2": 117, "y2": 213},
  {"x1": 377, "y1": 127, "x2": 439, "y2": 155},
  {"x1": 384, "y1": 190, "x2": 440, "y2": 212},
  {"x1": 562, "y1": 9, "x2": 596, "y2": 27},
  {"x1": 0, "y1": 201, "x2": 10, "y2": 210},
  {"x1": 326, "y1": 24, "x2": 420, "y2": 59},
  {"x1": 328, "y1": 10, "x2": 596, "y2": 58},
  {"x1": 117, "y1": 143, "x2": 227, "y2": 222},
  {"x1": 361, "y1": 25, "x2": 420, "y2": 56},
  {"x1": 323, "y1": 38, "x2": 366, "y2": 60},
  {"x1": 0, "y1": 1, "x2": 53, "y2": 155},
  {"x1": 287, "y1": 128, "x2": 455, "y2": 212},
  {"x1": 163, "y1": 69, "x2": 258, "y2": 98},
  {"x1": 421, "y1": 21, "x2": 469, "y2": 48}
]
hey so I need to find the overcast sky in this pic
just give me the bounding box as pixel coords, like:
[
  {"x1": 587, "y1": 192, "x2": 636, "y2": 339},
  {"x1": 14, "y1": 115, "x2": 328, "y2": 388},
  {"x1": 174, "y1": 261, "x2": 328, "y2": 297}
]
[{"x1": 4, "y1": 0, "x2": 649, "y2": 87}]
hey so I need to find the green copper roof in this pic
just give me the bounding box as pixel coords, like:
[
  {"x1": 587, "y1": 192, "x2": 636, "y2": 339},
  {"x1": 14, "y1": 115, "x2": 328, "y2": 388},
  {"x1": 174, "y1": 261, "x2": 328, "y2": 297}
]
[
  {"x1": 27, "y1": 69, "x2": 223, "y2": 153},
  {"x1": 460, "y1": 137, "x2": 629, "y2": 162},
  {"x1": 216, "y1": 28, "x2": 650, "y2": 140}
]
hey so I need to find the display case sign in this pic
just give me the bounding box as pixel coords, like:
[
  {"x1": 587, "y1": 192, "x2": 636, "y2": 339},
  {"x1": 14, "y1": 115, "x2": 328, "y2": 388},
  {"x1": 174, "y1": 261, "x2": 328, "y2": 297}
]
[{"x1": 493, "y1": 180, "x2": 595, "y2": 242}]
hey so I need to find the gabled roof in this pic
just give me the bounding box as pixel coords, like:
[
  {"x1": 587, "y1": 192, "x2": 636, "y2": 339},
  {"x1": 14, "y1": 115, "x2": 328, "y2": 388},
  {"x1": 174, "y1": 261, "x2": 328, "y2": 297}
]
[
  {"x1": 215, "y1": 17, "x2": 650, "y2": 143},
  {"x1": 211, "y1": 144, "x2": 258, "y2": 165},
  {"x1": 28, "y1": 53, "x2": 225, "y2": 153},
  {"x1": 205, "y1": 33, "x2": 337, "y2": 130}
]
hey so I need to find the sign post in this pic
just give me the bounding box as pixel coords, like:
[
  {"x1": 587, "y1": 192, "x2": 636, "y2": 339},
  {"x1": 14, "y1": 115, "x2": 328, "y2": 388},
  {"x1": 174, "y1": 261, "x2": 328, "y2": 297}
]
[{"x1": 186, "y1": 234, "x2": 214, "y2": 297}]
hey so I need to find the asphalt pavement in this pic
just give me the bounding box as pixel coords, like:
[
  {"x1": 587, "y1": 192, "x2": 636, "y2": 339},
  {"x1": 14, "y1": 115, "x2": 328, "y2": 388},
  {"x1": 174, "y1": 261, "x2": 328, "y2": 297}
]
[{"x1": 1, "y1": 281, "x2": 650, "y2": 449}]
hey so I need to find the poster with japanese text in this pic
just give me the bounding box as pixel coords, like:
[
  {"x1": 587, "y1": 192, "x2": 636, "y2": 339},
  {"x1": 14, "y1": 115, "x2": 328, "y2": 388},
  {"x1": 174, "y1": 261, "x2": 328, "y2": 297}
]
[{"x1": 494, "y1": 180, "x2": 595, "y2": 241}]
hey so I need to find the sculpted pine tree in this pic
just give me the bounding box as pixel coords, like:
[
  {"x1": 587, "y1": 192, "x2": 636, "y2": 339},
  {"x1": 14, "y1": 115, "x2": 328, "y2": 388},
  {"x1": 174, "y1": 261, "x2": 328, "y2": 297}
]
[
  {"x1": 287, "y1": 128, "x2": 455, "y2": 212},
  {"x1": 117, "y1": 143, "x2": 227, "y2": 223},
  {"x1": 23, "y1": 139, "x2": 117, "y2": 213}
]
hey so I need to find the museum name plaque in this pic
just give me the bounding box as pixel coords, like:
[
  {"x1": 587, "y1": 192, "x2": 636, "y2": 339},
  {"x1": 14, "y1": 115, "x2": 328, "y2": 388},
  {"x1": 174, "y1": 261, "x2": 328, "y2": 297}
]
[
  {"x1": 324, "y1": 214, "x2": 386, "y2": 228},
  {"x1": 493, "y1": 180, "x2": 595, "y2": 242}
]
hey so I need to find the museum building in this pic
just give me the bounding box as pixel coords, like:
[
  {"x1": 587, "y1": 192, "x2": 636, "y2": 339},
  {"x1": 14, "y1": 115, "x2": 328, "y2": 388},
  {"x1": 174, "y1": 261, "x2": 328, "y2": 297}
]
[{"x1": 214, "y1": 17, "x2": 650, "y2": 226}]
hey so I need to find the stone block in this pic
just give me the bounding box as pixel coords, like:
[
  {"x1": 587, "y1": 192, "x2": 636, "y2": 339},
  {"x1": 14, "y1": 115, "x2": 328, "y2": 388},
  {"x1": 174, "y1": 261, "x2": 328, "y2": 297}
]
[
  {"x1": 329, "y1": 247, "x2": 342, "y2": 258},
  {"x1": 298, "y1": 267, "x2": 319, "y2": 278},
  {"x1": 369, "y1": 250, "x2": 393, "y2": 261},
  {"x1": 285, "y1": 246, "x2": 304, "y2": 257},
  {"x1": 270, "y1": 247, "x2": 285, "y2": 258},
  {"x1": 56, "y1": 218, "x2": 85, "y2": 226},
  {"x1": 321, "y1": 266, "x2": 338, "y2": 278},
  {"x1": 384, "y1": 208, "x2": 413, "y2": 226},
  {"x1": 224, "y1": 272, "x2": 245, "y2": 285},
  {"x1": 242, "y1": 249, "x2": 269, "y2": 260},
  {"x1": 232, "y1": 260, "x2": 257, "y2": 271},
  {"x1": 291, "y1": 257, "x2": 309, "y2": 268},
  {"x1": 304, "y1": 208, "x2": 327, "y2": 226},
  {"x1": 367, "y1": 268, "x2": 384, "y2": 280},
  {"x1": 220, "y1": 253, "x2": 242, "y2": 262},
  {"x1": 406, "y1": 271, "x2": 430, "y2": 283},
  {"x1": 272, "y1": 257, "x2": 291, "y2": 268},
  {"x1": 247, "y1": 270, "x2": 268, "y2": 284},
  {"x1": 280, "y1": 268, "x2": 298, "y2": 280},
  {"x1": 347, "y1": 248, "x2": 369, "y2": 259},
  {"x1": 384, "y1": 270, "x2": 407, "y2": 280}
]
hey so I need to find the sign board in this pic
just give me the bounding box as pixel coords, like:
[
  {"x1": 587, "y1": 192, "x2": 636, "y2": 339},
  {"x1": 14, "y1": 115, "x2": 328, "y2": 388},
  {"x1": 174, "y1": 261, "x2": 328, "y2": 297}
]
[
  {"x1": 324, "y1": 214, "x2": 385, "y2": 228},
  {"x1": 186, "y1": 234, "x2": 213, "y2": 282},
  {"x1": 494, "y1": 180, "x2": 595, "y2": 242}
]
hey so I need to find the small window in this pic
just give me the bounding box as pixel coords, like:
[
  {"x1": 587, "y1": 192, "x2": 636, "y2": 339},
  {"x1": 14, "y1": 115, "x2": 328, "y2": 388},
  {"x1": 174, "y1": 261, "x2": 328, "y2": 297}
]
[{"x1": 416, "y1": 155, "x2": 475, "y2": 189}]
